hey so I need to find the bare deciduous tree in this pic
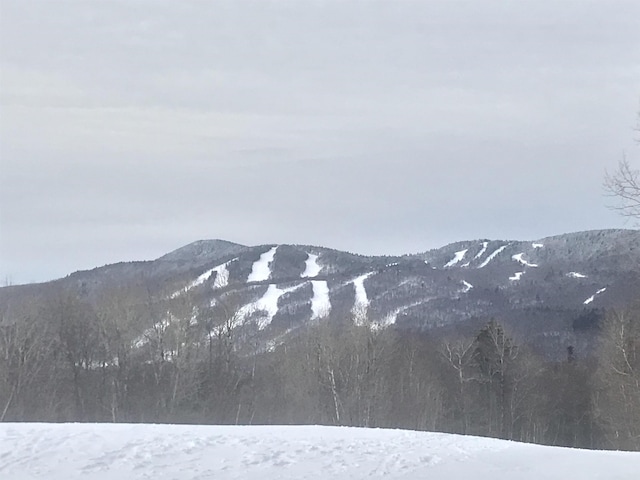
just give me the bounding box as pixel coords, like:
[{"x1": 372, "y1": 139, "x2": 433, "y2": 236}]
[
  {"x1": 604, "y1": 158, "x2": 640, "y2": 220},
  {"x1": 593, "y1": 307, "x2": 640, "y2": 450},
  {"x1": 440, "y1": 338, "x2": 476, "y2": 434},
  {"x1": 605, "y1": 111, "x2": 640, "y2": 220},
  {"x1": 0, "y1": 299, "x2": 56, "y2": 421}
]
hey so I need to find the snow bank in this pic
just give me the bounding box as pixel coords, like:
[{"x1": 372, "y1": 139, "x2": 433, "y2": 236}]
[{"x1": 1, "y1": 423, "x2": 637, "y2": 480}]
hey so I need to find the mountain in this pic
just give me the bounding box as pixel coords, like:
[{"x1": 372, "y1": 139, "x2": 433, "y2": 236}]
[
  {"x1": 157, "y1": 239, "x2": 248, "y2": 264},
  {"x1": 1, "y1": 229, "x2": 639, "y2": 359}
]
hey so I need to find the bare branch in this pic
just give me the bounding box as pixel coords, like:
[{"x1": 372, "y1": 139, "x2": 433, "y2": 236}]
[{"x1": 604, "y1": 158, "x2": 640, "y2": 220}]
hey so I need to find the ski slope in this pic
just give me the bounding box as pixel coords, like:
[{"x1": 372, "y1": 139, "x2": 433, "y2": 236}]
[
  {"x1": 444, "y1": 248, "x2": 468, "y2": 267},
  {"x1": 584, "y1": 287, "x2": 607, "y2": 305},
  {"x1": 301, "y1": 253, "x2": 322, "y2": 278},
  {"x1": 1, "y1": 423, "x2": 638, "y2": 480},
  {"x1": 310, "y1": 280, "x2": 331, "y2": 319},
  {"x1": 352, "y1": 272, "x2": 374, "y2": 306},
  {"x1": 236, "y1": 284, "x2": 293, "y2": 330},
  {"x1": 474, "y1": 241, "x2": 489, "y2": 259},
  {"x1": 247, "y1": 246, "x2": 278, "y2": 283},
  {"x1": 512, "y1": 253, "x2": 538, "y2": 268},
  {"x1": 170, "y1": 260, "x2": 232, "y2": 298},
  {"x1": 477, "y1": 244, "x2": 508, "y2": 268}
]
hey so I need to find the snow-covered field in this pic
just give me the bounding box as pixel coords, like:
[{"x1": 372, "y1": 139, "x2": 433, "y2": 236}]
[{"x1": 1, "y1": 424, "x2": 638, "y2": 480}]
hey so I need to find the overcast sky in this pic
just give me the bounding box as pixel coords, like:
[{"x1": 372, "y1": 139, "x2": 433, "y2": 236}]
[{"x1": 1, "y1": 0, "x2": 639, "y2": 285}]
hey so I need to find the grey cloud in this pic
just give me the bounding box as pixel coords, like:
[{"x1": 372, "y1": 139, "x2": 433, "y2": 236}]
[{"x1": 1, "y1": 0, "x2": 638, "y2": 284}]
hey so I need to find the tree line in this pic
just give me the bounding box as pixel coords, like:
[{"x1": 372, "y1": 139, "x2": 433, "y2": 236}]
[{"x1": 1, "y1": 283, "x2": 638, "y2": 451}]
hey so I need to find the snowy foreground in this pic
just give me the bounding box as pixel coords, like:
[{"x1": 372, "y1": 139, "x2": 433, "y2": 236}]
[{"x1": 1, "y1": 424, "x2": 639, "y2": 480}]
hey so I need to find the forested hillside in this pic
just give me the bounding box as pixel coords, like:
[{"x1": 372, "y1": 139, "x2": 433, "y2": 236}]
[{"x1": 1, "y1": 230, "x2": 639, "y2": 450}]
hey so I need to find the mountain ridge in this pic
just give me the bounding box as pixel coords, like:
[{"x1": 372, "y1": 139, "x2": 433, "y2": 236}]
[
  {"x1": 3, "y1": 228, "x2": 635, "y2": 288},
  {"x1": 1, "y1": 228, "x2": 638, "y2": 360}
]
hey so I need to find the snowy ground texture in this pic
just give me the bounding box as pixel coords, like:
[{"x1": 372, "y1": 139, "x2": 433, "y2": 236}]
[{"x1": 1, "y1": 424, "x2": 638, "y2": 480}]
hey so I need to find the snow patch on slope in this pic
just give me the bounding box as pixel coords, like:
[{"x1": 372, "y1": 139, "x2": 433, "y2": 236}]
[
  {"x1": 133, "y1": 317, "x2": 171, "y2": 348},
  {"x1": 133, "y1": 306, "x2": 199, "y2": 349},
  {"x1": 444, "y1": 249, "x2": 468, "y2": 268},
  {"x1": 532, "y1": 243, "x2": 544, "y2": 249},
  {"x1": 380, "y1": 301, "x2": 424, "y2": 329},
  {"x1": 568, "y1": 272, "x2": 588, "y2": 279},
  {"x1": 301, "y1": 253, "x2": 322, "y2": 278},
  {"x1": 248, "y1": 246, "x2": 278, "y2": 282},
  {"x1": 510, "y1": 272, "x2": 525, "y2": 281},
  {"x1": 461, "y1": 280, "x2": 473, "y2": 293},
  {"x1": 584, "y1": 288, "x2": 607, "y2": 305},
  {"x1": 512, "y1": 253, "x2": 538, "y2": 268},
  {"x1": 477, "y1": 245, "x2": 508, "y2": 268},
  {"x1": 310, "y1": 280, "x2": 331, "y2": 319}
]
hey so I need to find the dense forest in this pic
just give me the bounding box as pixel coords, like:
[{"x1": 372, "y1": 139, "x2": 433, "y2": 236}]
[{"x1": 1, "y1": 284, "x2": 638, "y2": 451}]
